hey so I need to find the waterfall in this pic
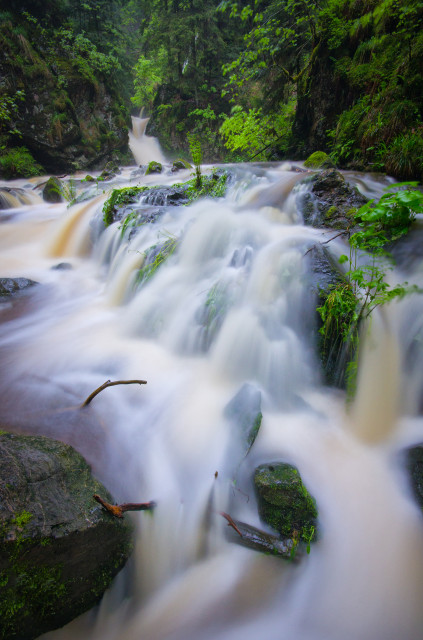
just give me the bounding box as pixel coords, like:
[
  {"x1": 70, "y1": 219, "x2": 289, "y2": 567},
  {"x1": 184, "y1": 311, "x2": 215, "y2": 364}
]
[
  {"x1": 128, "y1": 116, "x2": 166, "y2": 166},
  {"x1": 1, "y1": 162, "x2": 423, "y2": 640}
]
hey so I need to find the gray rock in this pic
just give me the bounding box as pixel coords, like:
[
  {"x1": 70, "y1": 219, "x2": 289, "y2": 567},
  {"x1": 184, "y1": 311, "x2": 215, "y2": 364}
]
[
  {"x1": 404, "y1": 444, "x2": 423, "y2": 510},
  {"x1": 0, "y1": 278, "x2": 38, "y2": 300},
  {"x1": 297, "y1": 169, "x2": 367, "y2": 229},
  {"x1": 224, "y1": 383, "x2": 262, "y2": 461},
  {"x1": 0, "y1": 433, "x2": 133, "y2": 640}
]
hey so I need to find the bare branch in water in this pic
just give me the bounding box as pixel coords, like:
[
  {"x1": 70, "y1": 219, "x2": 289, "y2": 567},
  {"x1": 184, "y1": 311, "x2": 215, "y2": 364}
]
[
  {"x1": 81, "y1": 379, "x2": 147, "y2": 407},
  {"x1": 220, "y1": 511, "x2": 244, "y2": 538},
  {"x1": 93, "y1": 494, "x2": 156, "y2": 518}
]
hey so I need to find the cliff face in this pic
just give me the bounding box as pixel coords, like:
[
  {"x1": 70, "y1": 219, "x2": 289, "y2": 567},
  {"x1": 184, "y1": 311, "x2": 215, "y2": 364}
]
[{"x1": 0, "y1": 19, "x2": 130, "y2": 175}]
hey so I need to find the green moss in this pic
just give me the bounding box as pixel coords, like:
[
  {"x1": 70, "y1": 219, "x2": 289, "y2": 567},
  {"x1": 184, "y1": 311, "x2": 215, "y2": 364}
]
[
  {"x1": 254, "y1": 462, "x2": 318, "y2": 545},
  {"x1": 304, "y1": 151, "x2": 334, "y2": 169},
  {"x1": 145, "y1": 161, "x2": 163, "y2": 175},
  {"x1": 102, "y1": 186, "x2": 149, "y2": 226},
  {"x1": 0, "y1": 562, "x2": 66, "y2": 639}
]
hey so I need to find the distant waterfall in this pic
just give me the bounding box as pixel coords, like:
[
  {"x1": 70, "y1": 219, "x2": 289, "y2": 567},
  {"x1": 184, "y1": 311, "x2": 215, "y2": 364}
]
[{"x1": 128, "y1": 115, "x2": 166, "y2": 166}]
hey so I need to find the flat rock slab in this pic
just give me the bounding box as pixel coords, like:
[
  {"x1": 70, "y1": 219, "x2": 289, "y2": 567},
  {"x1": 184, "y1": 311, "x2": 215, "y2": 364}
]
[{"x1": 0, "y1": 433, "x2": 132, "y2": 640}]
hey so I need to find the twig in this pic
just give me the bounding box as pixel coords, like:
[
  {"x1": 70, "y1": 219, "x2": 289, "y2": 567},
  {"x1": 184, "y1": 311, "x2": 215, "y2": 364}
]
[
  {"x1": 94, "y1": 494, "x2": 156, "y2": 518},
  {"x1": 220, "y1": 511, "x2": 243, "y2": 538},
  {"x1": 81, "y1": 379, "x2": 147, "y2": 407}
]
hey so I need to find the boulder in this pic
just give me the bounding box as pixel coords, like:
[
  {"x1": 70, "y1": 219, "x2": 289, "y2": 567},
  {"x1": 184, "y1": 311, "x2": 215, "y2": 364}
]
[
  {"x1": 254, "y1": 462, "x2": 318, "y2": 545},
  {"x1": 304, "y1": 151, "x2": 334, "y2": 169},
  {"x1": 42, "y1": 177, "x2": 63, "y2": 203},
  {"x1": 145, "y1": 161, "x2": 163, "y2": 175},
  {"x1": 171, "y1": 159, "x2": 192, "y2": 172},
  {"x1": 0, "y1": 433, "x2": 133, "y2": 640},
  {"x1": 297, "y1": 169, "x2": 367, "y2": 229}
]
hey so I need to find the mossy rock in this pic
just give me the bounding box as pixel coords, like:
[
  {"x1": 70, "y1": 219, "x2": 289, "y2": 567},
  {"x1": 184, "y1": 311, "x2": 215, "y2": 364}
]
[
  {"x1": 254, "y1": 462, "x2": 318, "y2": 544},
  {"x1": 0, "y1": 433, "x2": 133, "y2": 640},
  {"x1": 42, "y1": 176, "x2": 63, "y2": 203},
  {"x1": 171, "y1": 159, "x2": 192, "y2": 172},
  {"x1": 100, "y1": 161, "x2": 121, "y2": 181},
  {"x1": 145, "y1": 161, "x2": 163, "y2": 175},
  {"x1": 304, "y1": 151, "x2": 334, "y2": 169}
]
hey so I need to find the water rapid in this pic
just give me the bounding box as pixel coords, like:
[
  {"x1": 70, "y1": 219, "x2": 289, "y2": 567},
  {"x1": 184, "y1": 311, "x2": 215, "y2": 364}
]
[{"x1": 1, "y1": 155, "x2": 423, "y2": 640}]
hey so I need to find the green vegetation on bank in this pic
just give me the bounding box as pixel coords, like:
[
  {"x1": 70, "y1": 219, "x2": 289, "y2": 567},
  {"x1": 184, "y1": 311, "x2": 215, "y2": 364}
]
[{"x1": 318, "y1": 183, "x2": 423, "y2": 394}]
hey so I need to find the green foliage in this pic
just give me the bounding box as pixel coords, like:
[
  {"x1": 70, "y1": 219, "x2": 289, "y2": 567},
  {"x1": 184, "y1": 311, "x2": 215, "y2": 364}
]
[
  {"x1": 187, "y1": 133, "x2": 203, "y2": 188},
  {"x1": 0, "y1": 146, "x2": 43, "y2": 178},
  {"x1": 384, "y1": 130, "x2": 423, "y2": 180},
  {"x1": 317, "y1": 184, "x2": 423, "y2": 395},
  {"x1": 131, "y1": 47, "x2": 166, "y2": 111},
  {"x1": 0, "y1": 90, "x2": 25, "y2": 137},
  {"x1": 219, "y1": 99, "x2": 295, "y2": 160}
]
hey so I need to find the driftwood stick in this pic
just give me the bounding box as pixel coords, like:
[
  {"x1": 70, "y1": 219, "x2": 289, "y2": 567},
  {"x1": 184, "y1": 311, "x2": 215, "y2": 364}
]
[
  {"x1": 81, "y1": 379, "x2": 147, "y2": 407},
  {"x1": 220, "y1": 511, "x2": 243, "y2": 538},
  {"x1": 93, "y1": 494, "x2": 156, "y2": 518}
]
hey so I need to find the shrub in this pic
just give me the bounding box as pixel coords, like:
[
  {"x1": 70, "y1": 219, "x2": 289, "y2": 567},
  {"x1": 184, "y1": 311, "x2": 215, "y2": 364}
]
[{"x1": 0, "y1": 147, "x2": 43, "y2": 178}]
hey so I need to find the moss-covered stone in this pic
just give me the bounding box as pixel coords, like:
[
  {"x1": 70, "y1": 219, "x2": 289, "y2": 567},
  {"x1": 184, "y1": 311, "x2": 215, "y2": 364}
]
[
  {"x1": 0, "y1": 433, "x2": 133, "y2": 640},
  {"x1": 304, "y1": 151, "x2": 334, "y2": 169},
  {"x1": 254, "y1": 462, "x2": 318, "y2": 545},
  {"x1": 171, "y1": 159, "x2": 192, "y2": 172},
  {"x1": 145, "y1": 161, "x2": 163, "y2": 175},
  {"x1": 42, "y1": 176, "x2": 63, "y2": 203}
]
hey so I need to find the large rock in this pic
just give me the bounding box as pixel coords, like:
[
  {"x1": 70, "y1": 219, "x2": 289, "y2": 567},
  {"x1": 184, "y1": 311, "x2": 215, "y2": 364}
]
[
  {"x1": 297, "y1": 169, "x2": 367, "y2": 229},
  {"x1": 254, "y1": 462, "x2": 318, "y2": 545},
  {"x1": 0, "y1": 433, "x2": 132, "y2": 640}
]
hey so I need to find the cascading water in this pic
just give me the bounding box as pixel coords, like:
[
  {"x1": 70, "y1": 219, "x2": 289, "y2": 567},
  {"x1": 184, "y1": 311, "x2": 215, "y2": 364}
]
[
  {"x1": 128, "y1": 116, "x2": 166, "y2": 166},
  {"x1": 1, "y1": 152, "x2": 423, "y2": 640}
]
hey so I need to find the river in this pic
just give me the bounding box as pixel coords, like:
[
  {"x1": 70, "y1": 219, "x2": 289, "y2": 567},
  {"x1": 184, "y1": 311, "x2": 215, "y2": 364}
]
[{"x1": 1, "y1": 128, "x2": 423, "y2": 640}]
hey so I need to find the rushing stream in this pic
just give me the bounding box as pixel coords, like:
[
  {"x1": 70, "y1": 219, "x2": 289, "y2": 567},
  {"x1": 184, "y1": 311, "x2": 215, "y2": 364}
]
[{"x1": 1, "y1": 130, "x2": 423, "y2": 640}]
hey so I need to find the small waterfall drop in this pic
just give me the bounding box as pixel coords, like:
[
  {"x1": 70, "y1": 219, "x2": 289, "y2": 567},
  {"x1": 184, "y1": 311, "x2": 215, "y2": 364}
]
[{"x1": 129, "y1": 115, "x2": 166, "y2": 165}]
